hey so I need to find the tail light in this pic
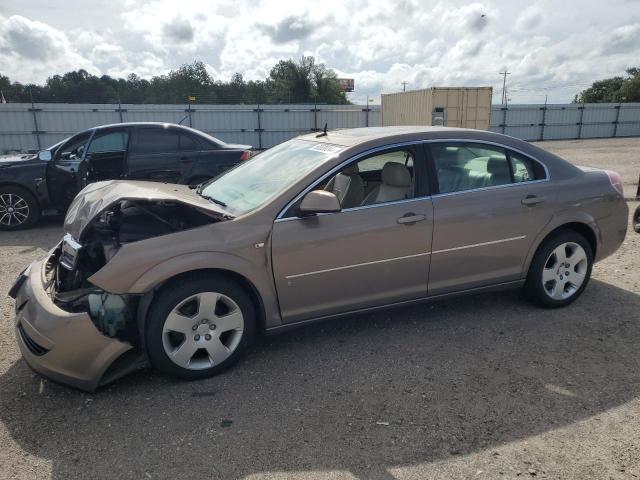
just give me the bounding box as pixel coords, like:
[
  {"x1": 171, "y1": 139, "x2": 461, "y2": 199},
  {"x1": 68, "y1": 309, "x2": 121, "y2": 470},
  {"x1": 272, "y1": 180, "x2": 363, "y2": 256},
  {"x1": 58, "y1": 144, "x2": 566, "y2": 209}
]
[
  {"x1": 605, "y1": 170, "x2": 623, "y2": 196},
  {"x1": 240, "y1": 150, "x2": 252, "y2": 161}
]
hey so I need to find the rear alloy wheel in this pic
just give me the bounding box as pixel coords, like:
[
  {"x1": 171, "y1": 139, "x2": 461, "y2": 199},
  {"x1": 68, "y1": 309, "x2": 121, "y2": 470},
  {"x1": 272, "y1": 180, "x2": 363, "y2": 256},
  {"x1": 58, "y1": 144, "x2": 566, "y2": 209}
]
[
  {"x1": 146, "y1": 274, "x2": 256, "y2": 380},
  {"x1": 525, "y1": 230, "x2": 593, "y2": 308},
  {"x1": 0, "y1": 186, "x2": 40, "y2": 231},
  {"x1": 541, "y1": 242, "x2": 588, "y2": 300}
]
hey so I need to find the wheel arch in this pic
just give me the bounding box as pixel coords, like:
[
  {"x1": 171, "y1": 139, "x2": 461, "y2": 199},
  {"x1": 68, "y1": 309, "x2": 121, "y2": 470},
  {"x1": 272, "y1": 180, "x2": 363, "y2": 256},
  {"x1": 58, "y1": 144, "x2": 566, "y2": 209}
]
[
  {"x1": 0, "y1": 181, "x2": 41, "y2": 207},
  {"x1": 138, "y1": 268, "x2": 267, "y2": 334},
  {"x1": 524, "y1": 219, "x2": 598, "y2": 276}
]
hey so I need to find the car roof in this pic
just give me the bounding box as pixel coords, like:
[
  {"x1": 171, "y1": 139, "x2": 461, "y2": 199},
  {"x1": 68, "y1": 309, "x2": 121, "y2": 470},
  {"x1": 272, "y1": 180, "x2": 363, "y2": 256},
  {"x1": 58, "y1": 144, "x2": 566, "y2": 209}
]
[
  {"x1": 87, "y1": 122, "x2": 226, "y2": 146},
  {"x1": 91, "y1": 122, "x2": 195, "y2": 132},
  {"x1": 297, "y1": 126, "x2": 513, "y2": 147},
  {"x1": 298, "y1": 126, "x2": 582, "y2": 179}
]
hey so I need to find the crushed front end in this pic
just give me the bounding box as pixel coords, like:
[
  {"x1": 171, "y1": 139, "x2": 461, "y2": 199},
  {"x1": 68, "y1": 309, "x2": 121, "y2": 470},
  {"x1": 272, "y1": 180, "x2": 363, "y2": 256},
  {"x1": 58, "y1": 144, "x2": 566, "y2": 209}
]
[
  {"x1": 11, "y1": 248, "x2": 141, "y2": 392},
  {"x1": 11, "y1": 182, "x2": 228, "y2": 391}
]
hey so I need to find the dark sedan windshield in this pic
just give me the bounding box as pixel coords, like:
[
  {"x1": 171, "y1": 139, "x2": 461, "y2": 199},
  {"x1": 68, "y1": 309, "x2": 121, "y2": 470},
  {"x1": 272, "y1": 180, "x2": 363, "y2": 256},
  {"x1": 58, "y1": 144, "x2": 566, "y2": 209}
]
[{"x1": 199, "y1": 139, "x2": 343, "y2": 215}]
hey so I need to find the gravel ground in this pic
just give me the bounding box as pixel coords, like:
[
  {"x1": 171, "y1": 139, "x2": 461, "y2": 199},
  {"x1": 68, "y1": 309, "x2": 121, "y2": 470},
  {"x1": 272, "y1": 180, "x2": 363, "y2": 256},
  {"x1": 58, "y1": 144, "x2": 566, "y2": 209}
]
[{"x1": 0, "y1": 138, "x2": 638, "y2": 480}]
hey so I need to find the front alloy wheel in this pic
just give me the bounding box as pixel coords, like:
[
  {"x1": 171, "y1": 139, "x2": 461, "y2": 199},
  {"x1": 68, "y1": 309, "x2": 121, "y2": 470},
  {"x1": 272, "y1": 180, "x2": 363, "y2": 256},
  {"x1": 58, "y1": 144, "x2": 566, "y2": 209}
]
[
  {"x1": 162, "y1": 292, "x2": 244, "y2": 370},
  {"x1": 146, "y1": 273, "x2": 256, "y2": 380},
  {"x1": 0, "y1": 186, "x2": 39, "y2": 230}
]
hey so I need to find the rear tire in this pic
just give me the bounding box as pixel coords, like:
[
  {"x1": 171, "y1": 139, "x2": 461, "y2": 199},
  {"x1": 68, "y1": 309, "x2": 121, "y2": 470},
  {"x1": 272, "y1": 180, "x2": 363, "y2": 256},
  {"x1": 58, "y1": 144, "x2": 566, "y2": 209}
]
[
  {"x1": 0, "y1": 186, "x2": 40, "y2": 231},
  {"x1": 145, "y1": 273, "x2": 256, "y2": 380},
  {"x1": 525, "y1": 229, "x2": 593, "y2": 308},
  {"x1": 633, "y1": 205, "x2": 640, "y2": 234}
]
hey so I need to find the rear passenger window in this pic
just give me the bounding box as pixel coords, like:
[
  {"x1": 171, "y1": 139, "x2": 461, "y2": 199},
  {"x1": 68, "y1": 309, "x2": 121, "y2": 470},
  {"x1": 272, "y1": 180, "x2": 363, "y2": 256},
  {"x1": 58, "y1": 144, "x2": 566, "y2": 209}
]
[
  {"x1": 87, "y1": 131, "x2": 128, "y2": 154},
  {"x1": 179, "y1": 133, "x2": 200, "y2": 151},
  {"x1": 132, "y1": 128, "x2": 179, "y2": 154},
  {"x1": 509, "y1": 151, "x2": 546, "y2": 182},
  {"x1": 431, "y1": 143, "x2": 511, "y2": 194}
]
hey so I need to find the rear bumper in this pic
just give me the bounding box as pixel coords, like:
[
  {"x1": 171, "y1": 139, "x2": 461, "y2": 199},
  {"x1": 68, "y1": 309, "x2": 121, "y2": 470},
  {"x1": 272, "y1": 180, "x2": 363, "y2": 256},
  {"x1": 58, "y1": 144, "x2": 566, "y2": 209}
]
[
  {"x1": 594, "y1": 197, "x2": 629, "y2": 261},
  {"x1": 13, "y1": 255, "x2": 133, "y2": 392}
]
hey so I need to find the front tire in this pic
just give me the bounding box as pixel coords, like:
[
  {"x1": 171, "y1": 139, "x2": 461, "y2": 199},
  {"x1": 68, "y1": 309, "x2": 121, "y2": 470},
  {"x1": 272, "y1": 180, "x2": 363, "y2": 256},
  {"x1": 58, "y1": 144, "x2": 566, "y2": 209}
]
[
  {"x1": 145, "y1": 273, "x2": 257, "y2": 380},
  {"x1": 525, "y1": 229, "x2": 594, "y2": 308},
  {"x1": 0, "y1": 186, "x2": 40, "y2": 230}
]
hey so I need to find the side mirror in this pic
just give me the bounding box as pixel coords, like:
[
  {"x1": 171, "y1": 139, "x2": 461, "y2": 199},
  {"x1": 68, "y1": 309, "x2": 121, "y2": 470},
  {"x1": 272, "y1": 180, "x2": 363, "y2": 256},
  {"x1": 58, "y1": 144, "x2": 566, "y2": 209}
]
[
  {"x1": 38, "y1": 150, "x2": 52, "y2": 161},
  {"x1": 298, "y1": 190, "x2": 341, "y2": 216}
]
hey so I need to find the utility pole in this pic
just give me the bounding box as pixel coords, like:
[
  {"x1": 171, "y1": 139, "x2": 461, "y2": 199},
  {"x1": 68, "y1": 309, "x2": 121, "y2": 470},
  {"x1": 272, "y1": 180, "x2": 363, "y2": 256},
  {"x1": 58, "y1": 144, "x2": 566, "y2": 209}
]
[
  {"x1": 401, "y1": 81, "x2": 408, "y2": 92},
  {"x1": 499, "y1": 70, "x2": 511, "y2": 105}
]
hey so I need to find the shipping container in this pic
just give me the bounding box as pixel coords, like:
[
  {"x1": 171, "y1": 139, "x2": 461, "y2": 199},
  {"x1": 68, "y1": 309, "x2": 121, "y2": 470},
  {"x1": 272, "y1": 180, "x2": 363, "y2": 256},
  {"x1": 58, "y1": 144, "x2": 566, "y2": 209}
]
[{"x1": 381, "y1": 87, "x2": 493, "y2": 130}]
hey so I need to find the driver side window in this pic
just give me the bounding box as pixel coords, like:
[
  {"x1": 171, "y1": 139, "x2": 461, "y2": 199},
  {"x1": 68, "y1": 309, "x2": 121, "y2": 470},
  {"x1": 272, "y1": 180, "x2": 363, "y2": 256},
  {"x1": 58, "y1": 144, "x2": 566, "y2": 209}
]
[
  {"x1": 321, "y1": 149, "x2": 416, "y2": 209},
  {"x1": 56, "y1": 133, "x2": 91, "y2": 161}
]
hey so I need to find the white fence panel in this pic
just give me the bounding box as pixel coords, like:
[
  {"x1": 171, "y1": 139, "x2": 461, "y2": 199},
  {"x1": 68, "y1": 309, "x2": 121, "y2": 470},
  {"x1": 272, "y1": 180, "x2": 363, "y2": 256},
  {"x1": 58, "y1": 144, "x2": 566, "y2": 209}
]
[{"x1": 1, "y1": 102, "x2": 639, "y2": 153}]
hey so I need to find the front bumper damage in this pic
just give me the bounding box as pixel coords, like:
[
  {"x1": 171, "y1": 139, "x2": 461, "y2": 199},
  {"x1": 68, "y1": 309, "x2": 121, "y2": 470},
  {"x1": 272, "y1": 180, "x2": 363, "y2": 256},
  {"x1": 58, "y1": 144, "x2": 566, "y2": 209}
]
[{"x1": 11, "y1": 248, "x2": 145, "y2": 392}]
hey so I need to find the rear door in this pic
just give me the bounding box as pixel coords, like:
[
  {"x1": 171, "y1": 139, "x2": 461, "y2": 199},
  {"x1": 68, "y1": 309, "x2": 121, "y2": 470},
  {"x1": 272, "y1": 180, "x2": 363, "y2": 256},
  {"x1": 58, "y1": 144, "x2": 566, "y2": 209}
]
[
  {"x1": 427, "y1": 141, "x2": 556, "y2": 295},
  {"x1": 126, "y1": 127, "x2": 190, "y2": 183},
  {"x1": 271, "y1": 144, "x2": 434, "y2": 324}
]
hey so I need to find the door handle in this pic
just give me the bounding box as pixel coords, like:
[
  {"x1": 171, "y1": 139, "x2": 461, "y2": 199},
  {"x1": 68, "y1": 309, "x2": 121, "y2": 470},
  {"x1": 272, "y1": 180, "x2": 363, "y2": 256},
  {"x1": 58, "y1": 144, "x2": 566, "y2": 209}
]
[
  {"x1": 397, "y1": 213, "x2": 426, "y2": 225},
  {"x1": 521, "y1": 195, "x2": 545, "y2": 206},
  {"x1": 179, "y1": 156, "x2": 190, "y2": 162}
]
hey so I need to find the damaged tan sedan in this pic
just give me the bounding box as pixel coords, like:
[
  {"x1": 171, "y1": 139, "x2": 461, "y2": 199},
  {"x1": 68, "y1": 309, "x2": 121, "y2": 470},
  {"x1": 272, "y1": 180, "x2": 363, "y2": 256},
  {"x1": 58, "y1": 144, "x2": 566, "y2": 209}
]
[{"x1": 10, "y1": 127, "x2": 628, "y2": 391}]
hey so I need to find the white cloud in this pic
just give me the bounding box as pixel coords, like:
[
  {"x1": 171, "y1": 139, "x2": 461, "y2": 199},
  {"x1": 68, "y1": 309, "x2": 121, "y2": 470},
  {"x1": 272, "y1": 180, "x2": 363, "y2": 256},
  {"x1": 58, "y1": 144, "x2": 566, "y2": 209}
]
[{"x1": 0, "y1": 0, "x2": 639, "y2": 103}]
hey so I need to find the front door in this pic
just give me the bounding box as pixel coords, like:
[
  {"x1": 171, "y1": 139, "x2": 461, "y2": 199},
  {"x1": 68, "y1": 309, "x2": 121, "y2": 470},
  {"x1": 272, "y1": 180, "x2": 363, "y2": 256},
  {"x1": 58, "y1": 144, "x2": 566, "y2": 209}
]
[
  {"x1": 45, "y1": 131, "x2": 92, "y2": 210},
  {"x1": 427, "y1": 141, "x2": 556, "y2": 295},
  {"x1": 271, "y1": 146, "x2": 434, "y2": 324}
]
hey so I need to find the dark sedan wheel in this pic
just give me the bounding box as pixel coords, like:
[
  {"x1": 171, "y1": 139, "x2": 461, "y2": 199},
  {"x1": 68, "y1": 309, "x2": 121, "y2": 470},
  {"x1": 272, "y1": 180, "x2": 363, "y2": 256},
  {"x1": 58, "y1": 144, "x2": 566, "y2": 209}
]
[
  {"x1": 0, "y1": 186, "x2": 40, "y2": 231},
  {"x1": 634, "y1": 205, "x2": 640, "y2": 233},
  {"x1": 525, "y1": 229, "x2": 593, "y2": 308},
  {"x1": 145, "y1": 273, "x2": 256, "y2": 380}
]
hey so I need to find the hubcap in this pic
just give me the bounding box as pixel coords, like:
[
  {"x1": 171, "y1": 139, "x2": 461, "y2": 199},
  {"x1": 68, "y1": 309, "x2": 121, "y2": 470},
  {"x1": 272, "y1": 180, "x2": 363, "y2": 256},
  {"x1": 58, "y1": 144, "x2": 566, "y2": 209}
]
[
  {"x1": 0, "y1": 193, "x2": 29, "y2": 226},
  {"x1": 542, "y1": 242, "x2": 588, "y2": 301},
  {"x1": 162, "y1": 292, "x2": 244, "y2": 370}
]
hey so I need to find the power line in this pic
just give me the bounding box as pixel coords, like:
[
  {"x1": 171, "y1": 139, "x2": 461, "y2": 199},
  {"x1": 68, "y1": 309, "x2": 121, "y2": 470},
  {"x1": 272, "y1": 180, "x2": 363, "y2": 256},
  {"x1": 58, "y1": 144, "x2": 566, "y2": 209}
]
[{"x1": 401, "y1": 81, "x2": 408, "y2": 92}]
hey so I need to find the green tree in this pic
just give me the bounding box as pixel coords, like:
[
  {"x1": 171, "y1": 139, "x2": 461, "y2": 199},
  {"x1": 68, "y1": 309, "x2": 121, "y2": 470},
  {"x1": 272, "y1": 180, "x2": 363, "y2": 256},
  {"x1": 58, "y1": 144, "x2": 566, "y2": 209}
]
[
  {"x1": 576, "y1": 68, "x2": 640, "y2": 103},
  {"x1": 266, "y1": 56, "x2": 349, "y2": 104},
  {"x1": 0, "y1": 56, "x2": 350, "y2": 105}
]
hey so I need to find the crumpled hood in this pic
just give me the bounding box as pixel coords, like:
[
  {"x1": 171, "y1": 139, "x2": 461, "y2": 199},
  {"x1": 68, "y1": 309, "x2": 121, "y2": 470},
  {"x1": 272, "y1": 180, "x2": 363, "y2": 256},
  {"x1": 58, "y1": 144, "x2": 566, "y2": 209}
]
[{"x1": 64, "y1": 180, "x2": 228, "y2": 239}]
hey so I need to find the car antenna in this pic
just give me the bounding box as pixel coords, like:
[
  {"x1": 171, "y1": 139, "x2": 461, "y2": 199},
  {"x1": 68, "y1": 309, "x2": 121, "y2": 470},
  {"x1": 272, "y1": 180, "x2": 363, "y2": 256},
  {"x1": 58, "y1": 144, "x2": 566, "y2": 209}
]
[{"x1": 316, "y1": 123, "x2": 328, "y2": 138}]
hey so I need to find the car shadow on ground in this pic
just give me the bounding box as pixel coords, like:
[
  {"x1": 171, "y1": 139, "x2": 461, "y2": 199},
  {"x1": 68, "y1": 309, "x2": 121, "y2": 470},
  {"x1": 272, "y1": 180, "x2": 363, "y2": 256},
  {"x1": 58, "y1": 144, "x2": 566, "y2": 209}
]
[{"x1": 1, "y1": 280, "x2": 639, "y2": 479}]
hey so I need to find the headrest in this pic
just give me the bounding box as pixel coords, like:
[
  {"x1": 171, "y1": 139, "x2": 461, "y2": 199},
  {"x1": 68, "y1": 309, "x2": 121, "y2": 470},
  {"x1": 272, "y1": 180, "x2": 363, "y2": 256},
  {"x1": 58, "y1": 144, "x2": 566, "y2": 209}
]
[
  {"x1": 342, "y1": 163, "x2": 359, "y2": 175},
  {"x1": 381, "y1": 162, "x2": 411, "y2": 187},
  {"x1": 486, "y1": 155, "x2": 509, "y2": 175}
]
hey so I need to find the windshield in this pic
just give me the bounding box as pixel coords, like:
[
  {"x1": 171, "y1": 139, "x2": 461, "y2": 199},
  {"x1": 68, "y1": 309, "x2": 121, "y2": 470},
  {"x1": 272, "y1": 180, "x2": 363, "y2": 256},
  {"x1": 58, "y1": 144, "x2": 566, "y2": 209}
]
[{"x1": 200, "y1": 139, "x2": 343, "y2": 215}]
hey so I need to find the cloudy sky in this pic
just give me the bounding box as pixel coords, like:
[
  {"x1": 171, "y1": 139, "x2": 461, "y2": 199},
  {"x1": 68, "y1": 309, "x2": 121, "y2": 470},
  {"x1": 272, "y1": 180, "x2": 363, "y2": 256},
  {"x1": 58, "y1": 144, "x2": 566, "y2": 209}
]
[{"x1": 1, "y1": 0, "x2": 639, "y2": 104}]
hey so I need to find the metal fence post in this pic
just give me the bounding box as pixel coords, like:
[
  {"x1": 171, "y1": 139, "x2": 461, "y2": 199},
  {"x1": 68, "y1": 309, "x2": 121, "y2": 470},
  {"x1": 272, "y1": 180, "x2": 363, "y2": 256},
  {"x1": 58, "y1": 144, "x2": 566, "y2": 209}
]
[
  {"x1": 255, "y1": 104, "x2": 263, "y2": 149},
  {"x1": 612, "y1": 103, "x2": 622, "y2": 137},
  {"x1": 577, "y1": 104, "x2": 585, "y2": 139},
  {"x1": 501, "y1": 106, "x2": 507, "y2": 134},
  {"x1": 539, "y1": 104, "x2": 547, "y2": 141},
  {"x1": 313, "y1": 103, "x2": 318, "y2": 131},
  {"x1": 28, "y1": 90, "x2": 42, "y2": 151},
  {"x1": 117, "y1": 98, "x2": 124, "y2": 123}
]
